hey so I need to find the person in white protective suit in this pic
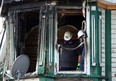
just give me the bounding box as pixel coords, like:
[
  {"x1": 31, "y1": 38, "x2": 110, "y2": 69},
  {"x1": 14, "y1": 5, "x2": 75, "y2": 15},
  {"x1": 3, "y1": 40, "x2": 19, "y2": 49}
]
[{"x1": 77, "y1": 30, "x2": 87, "y2": 71}]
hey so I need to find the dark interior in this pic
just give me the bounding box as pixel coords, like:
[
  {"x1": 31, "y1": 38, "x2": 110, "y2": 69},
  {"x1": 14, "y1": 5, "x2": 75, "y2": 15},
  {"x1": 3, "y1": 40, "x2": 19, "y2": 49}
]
[
  {"x1": 57, "y1": 9, "x2": 85, "y2": 71},
  {"x1": 17, "y1": 11, "x2": 40, "y2": 72},
  {"x1": 58, "y1": 15, "x2": 85, "y2": 29}
]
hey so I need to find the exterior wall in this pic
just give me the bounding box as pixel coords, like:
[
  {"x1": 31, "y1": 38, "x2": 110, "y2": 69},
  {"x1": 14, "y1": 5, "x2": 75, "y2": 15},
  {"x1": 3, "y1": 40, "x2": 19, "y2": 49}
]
[
  {"x1": 4, "y1": 20, "x2": 10, "y2": 70},
  {"x1": 0, "y1": 17, "x2": 6, "y2": 62},
  {"x1": 19, "y1": 78, "x2": 92, "y2": 81},
  {"x1": 0, "y1": 29, "x2": 6, "y2": 62},
  {"x1": 111, "y1": 10, "x2": 116, "y2": 81},
  {"x1": 101, "y1": 9, "x2": 106, "y2": 80},
  {"x1": 1, "y1": 1, "x2": 114, "y2": 81},
  {"x1": 2, "y1": 19, "x2": 11, "y2": 81}
]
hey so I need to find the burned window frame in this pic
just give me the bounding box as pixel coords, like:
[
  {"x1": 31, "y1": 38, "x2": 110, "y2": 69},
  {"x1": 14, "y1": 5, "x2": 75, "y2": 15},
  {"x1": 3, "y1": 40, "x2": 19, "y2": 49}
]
[{"x1": 8, "y1": 3, "x2": 43, "y2": 75}]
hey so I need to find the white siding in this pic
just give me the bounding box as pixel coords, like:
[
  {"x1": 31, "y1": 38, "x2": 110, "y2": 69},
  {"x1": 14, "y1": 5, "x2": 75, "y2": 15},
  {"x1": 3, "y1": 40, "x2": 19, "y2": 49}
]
[
  {"x1": 101, "y1": 9, "x2": 106, "y2": 78},
  {"x1": 111, "y1": 10, "x2": 116, "y2": 81},
  {"x1": 105, "y1": 0, "x2": 116, "y2": 3},
  {"x1": 101, "y1": 9, "x2": 116, "y2": 81}
]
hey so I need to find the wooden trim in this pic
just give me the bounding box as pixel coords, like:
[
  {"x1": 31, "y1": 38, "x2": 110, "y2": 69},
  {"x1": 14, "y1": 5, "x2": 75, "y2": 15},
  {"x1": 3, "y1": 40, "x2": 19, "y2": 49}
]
[
  {"x1": 97, "y1": 0, "x2": 116, "y2": 10},
  {"x1": 105, "y1": 9, "x2": 111, "y2": 81}
]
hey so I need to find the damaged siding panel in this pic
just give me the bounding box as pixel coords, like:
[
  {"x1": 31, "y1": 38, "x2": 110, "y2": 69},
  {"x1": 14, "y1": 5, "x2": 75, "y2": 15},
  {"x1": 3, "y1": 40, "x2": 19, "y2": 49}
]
[{"x1": 111, "y1": 10, "x2": 116, "y2": 81}]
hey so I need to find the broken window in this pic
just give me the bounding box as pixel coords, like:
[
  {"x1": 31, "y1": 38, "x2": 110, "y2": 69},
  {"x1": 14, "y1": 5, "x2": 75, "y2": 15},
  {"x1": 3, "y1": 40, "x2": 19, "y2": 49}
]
[
  {"x1": 15, "y1": 10, "x2": 40, "y2": 73},
  {"x1": 55, "y1": 6, "x2": 87, "y2": 74}
]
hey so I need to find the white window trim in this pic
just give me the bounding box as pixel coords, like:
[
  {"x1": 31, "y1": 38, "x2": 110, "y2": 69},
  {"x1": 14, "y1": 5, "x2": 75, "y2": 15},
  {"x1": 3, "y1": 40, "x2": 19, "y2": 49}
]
[
  {"x1": 54, "y1": 6, "x2": 91, "y2": 75},
  {"x1": 86, "y1": 6, "x2": 90, "y2": 75}
]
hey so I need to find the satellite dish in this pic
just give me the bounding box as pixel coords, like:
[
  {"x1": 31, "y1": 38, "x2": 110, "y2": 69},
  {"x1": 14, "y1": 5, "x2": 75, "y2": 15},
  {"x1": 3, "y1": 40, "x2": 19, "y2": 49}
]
[{"x1": 11, "y1": 54, "x2": 30, "y2": 80}]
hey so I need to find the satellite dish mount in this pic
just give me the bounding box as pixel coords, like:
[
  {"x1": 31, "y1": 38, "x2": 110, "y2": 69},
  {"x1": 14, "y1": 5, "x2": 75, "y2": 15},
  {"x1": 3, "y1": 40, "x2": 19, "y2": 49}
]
[{"x1": 11, "y1": 54, "x2": 30, "y2": 81}]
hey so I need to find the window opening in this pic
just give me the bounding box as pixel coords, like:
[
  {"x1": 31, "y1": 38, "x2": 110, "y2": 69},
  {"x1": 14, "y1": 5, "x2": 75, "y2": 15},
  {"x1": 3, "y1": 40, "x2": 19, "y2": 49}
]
[
  {"x1": 16, "y1": 11, "x2": 40, "y2": 73},
  {"x1": 56, "y1": 7, "x2": 87, "y2": 73}
]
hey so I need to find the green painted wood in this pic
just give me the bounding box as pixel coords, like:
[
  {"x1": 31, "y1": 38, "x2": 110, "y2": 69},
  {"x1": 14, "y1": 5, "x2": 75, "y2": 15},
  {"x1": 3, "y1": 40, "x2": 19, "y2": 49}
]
[
  {"x1": 105, "y1": 9, "x2": 111, "y2": 81},
  {"x1": 89, "y1": 2, "x2": 102, "y2": 81},
  {"x1": 39, "y1": 77, "x2": 54, "y2": 81},
  {"x1": 38, "y1": 5, "x2": 47, "y2": 74},
  {"x1": 44, "y1": 5, "x2": 55, "y2": 75}
]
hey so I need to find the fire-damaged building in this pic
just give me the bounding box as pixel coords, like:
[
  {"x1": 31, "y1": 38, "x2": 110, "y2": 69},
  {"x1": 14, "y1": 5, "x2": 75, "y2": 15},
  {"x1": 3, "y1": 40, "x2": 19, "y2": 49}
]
[{"x1": 0, "y1": 0, "x2": 116, "y2": 81}]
